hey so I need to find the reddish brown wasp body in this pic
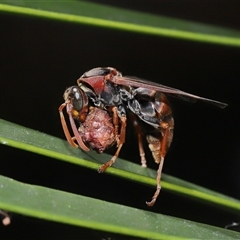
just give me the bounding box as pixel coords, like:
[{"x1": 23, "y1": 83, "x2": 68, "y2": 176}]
[{"x1": 59, "y1": 67, "x2": 227, "y2": 206}]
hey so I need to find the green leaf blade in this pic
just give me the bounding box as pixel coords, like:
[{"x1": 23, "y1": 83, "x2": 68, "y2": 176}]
[
  {"x1": 1, "y1": 118, "x2": 240, "y2": 214},
  {"x1": 0, "y1": 1, "x2": 240, "y2": 46},
  {"x1": 0, "y1": 175, "x2": 240, "y2": 239}
]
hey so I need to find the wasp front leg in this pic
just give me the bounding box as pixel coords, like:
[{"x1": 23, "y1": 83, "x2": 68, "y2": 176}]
[
  {"x1": 59, "y1": 101, "x2": 78, "y2": 148},
  {"x1": 98, "y1": 106, "x2": 127, "y2": 173},
  {"x1": 59, "y1": 101, "x2": 90, "y2": 151}
]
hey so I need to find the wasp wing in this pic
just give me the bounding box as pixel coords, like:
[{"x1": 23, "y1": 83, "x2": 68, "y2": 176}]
[{"x1": 112, "y1": 76, "x2": 227, "y2": 108}]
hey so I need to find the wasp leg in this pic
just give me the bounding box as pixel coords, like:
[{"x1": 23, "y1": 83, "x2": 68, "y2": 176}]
[
  {"x1": 146, "y1": 155, "x2": 164, "y2": 207},
  {"x1": 146, "y1": 93, "x2": 174, "y2": 206},
  {"x1": 110, "y1": 106, "x2": 120, "y2": 145},
  {"x1": 66, "y1": 104, "x2": 90, "y2": 151},
  {"x1": 98, "y1": 114, "x2": 127, "y2": 173},
  {"x1": 129, "y1": 113, "x2": 147, "y2": 167},
  {"x1": 59, "y1": 102, "x2": 78, "y2": 148},
  {"x1": 146, "y1": 124, "x2": 173, "y2": 206},
  {"x1": 59, "y1": 102, "x2": 90, "y2": 151}
]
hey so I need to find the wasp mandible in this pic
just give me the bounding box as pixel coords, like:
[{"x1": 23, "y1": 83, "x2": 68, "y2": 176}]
[{"x1": 59, "y1": 67, "x2": 227, "y2": 206}]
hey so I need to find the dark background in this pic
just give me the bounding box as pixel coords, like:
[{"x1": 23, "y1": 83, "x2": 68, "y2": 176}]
[{"x1": 1, "y1": 1, "x2": 240, "y2": 238}]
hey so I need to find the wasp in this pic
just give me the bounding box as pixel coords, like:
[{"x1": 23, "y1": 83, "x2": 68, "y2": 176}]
[{"x1": 59, "y1": 67, "x2": 227, "y2": 206}]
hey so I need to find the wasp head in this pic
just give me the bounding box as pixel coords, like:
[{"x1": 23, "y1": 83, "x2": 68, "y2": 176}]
[{"x1": 63, "y1": 86, "x2": 89, "y2": 112}]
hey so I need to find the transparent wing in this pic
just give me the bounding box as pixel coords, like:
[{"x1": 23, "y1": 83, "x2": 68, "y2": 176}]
[{"x1": 112, "y1": 76, "x2": 227, "y2": 108}]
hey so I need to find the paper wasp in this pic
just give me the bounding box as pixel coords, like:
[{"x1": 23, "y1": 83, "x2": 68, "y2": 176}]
[{"x1": 59, "y1": 67, "x2": 227, "y2": 206}]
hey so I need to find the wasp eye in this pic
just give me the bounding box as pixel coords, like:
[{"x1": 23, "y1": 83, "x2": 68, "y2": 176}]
[
  {"x1": 72, "y1": 87, "x2": 81, "y2": 100},
  {"x1": 67, "y1": 86, "x2": 82, "y2": 111}
]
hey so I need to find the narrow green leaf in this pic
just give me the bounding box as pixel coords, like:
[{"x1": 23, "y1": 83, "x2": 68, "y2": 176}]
[
  {"x1": 1, "y1": 118, "x2": 240, "y2": 214},
  {"x1": 0, "y1": 175, "x2": 240, "y2": 239},
  {"x1": 0, "y1": 0, "x2": 240, "y2": 47}
]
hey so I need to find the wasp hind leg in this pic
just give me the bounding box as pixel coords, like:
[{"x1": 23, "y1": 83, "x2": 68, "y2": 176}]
[{"x1": 146, "y1": 120, "x2": 174, "y2": 206}]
